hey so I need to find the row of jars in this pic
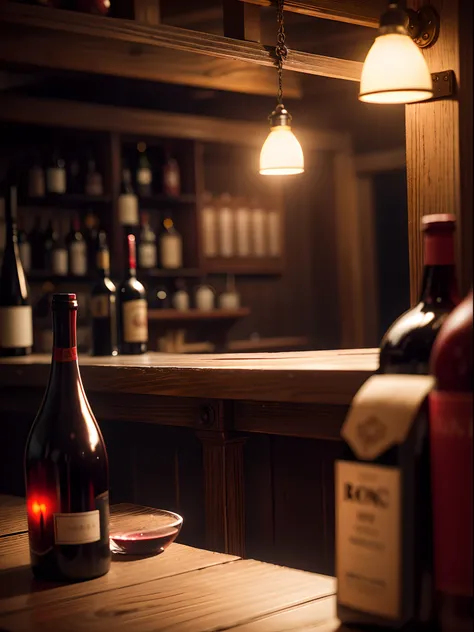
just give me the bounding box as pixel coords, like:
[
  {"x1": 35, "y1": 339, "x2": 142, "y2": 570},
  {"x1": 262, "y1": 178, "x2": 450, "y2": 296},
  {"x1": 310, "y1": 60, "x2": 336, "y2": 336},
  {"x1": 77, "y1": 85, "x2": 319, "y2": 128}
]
[{"x1": 201, "y1": 193, "x2": 282, "y2": 259}]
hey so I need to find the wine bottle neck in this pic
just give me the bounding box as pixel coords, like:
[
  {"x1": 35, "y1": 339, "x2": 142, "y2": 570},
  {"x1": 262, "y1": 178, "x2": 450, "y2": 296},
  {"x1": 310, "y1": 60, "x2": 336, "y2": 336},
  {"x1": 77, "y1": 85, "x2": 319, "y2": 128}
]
[
  {"x1": 4, "y1": 187, "x2": 19, "y2": 244},
  {"x1": 420, "y1": 230, "x2": 458, "y2": 305},
  {"x1": 52, "y1": 308, "x2": 78, "y2": 363}
]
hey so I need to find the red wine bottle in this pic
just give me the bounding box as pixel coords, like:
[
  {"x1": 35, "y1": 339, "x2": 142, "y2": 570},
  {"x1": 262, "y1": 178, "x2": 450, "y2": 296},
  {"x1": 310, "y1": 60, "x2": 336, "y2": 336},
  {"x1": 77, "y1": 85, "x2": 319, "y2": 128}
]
[
  {"x1": 91, "y1": 231, "x2": 117, "y2": 357},
  {"x1": 117, "y1": 234, "x2": 148, "y2": 354},
  {"x1": 379, "y1": 214, "x2": 459, "y2": 374},
  {"x1": 429, "y1": 289, "x2": 473, "y2": 631},
  {"x1": 0, "y1": 185, "x2": 33, "y2": 357},
  {"x1": 24, "y1": 293, "x2": 110, "y2": 581}
]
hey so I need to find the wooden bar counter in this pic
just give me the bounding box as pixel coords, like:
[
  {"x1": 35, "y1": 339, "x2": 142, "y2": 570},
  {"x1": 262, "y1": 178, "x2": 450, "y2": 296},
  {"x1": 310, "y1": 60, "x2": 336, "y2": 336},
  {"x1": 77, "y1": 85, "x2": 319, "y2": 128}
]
[{"x1": 0, "y1": 349, "x2": 378, "y2": 576}]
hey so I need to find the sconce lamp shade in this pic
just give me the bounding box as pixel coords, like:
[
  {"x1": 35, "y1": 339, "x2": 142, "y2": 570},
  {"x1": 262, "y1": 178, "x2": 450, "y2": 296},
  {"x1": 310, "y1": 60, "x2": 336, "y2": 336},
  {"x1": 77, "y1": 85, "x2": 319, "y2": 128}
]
[
  {"x1": 359, "y1": 32, "x2": 433, "y2": 104},
  {"x1": 259, "y1": 125, "x2": 304, "y2": 176}
]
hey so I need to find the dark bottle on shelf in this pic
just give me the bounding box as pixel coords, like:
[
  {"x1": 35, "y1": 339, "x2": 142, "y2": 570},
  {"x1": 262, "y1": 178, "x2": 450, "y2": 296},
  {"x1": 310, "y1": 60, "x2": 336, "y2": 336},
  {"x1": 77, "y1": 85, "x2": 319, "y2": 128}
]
[
  {"x1": 118, "y1": 167, "x2": 139, "y2": 227},
  {"x1": 117, "y1": 234, "x2": 148, "y2": 355},
  {"x1": 429, "y1": 289, "x2": 473, "y2": 632},
  {"x1": 67, "y1": 216, "x2": 87, "y2": 276},
  {"x1": 138, "y1": 211, "x2": 157, "y2": 270},
  {"x1": 24, "y1": 293, "x2": 111, "y2": 582},
  {"x1": 51, "y1": 222, "x2": 68, "y2": 277},
  {"x1": 18, "y1": 220, "x2": 31, "y2": 274},
  {"x1": 29, "y1": 216, "x2": 45, "y2": 271},
  {"x1": 91, "y1": 231, "x2": 117, "y2": 357},
  {"x1": 159, "y1": 215, "x2": 183, "y2": 270},
  {"x1": 136, "y1": 145, "x2": 153, "y2": 197},
  {"x1": 162, "y1": 152, "x2": 181, "y2": 198},
  {"x1": 67, "y1": 158, "x2": 82, "y2": 195},
  {"x1": 43, "y1": 219, "x2": 55, "y2": 271},
  {"x1": 46, "y1": 149, "x2": 66, "y2": 195},
  {"x1": 379, "y1": 214, "x2": 459, "y2": 374},
  {"x1": 84, "y1": 157, "x2": 104, "y2": 197},
  {"x1": 84, "y1": 211, "x2": 99, "y2": 271},
  {"x1": 0, "y1": 185, "x2": 33, "y2": 356}
]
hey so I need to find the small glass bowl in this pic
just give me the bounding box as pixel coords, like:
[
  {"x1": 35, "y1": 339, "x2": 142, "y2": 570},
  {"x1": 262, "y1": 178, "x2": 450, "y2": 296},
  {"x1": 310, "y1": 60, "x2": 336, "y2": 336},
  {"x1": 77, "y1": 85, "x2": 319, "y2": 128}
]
[{"x1": 109, "y1": 503, "x2": 183, "y2": 556}]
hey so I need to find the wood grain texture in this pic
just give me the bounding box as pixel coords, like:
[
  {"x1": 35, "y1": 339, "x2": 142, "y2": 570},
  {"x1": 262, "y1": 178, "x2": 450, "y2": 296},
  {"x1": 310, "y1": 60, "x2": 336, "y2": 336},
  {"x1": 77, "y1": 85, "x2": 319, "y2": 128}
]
[
  {"x1": 0, "y1": 495, "x2": 27, "y2": 537},
  {"x1": 0, "y1": 558, "x2": 335, "y2": 632},
  {"x1": 0, "y1": 350, "x2": 378, "y2": 405},
  {"x1": 224, "y1": 0, "x2": 261, "y2": 41},
  {"x1": 239, "y1": 0, "x2": 384, "y2": 28},
  {"x1": 0, "y1": 95, "x2": 348, "y2": 152},
  {"x1": 0, "y1": 4, "x2": 362, "y2": 82}
]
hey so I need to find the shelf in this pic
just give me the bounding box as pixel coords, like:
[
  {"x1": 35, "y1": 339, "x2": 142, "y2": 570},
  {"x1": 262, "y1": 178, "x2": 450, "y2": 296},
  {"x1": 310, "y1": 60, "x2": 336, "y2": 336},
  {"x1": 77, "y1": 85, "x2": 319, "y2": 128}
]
[
  {"x1": 138, "y1": 194, "x2": 196, "y2": 208},
  {"x1": 148, "y1": 308, "x2": 250, "y2": 322},
  {"x1": 139, "y1": 268, "x2": 202, "y2": 279},
  {"x1": 19, "y1": 194, "x2": 112, "y2": 209},
  {"x1": 204, "y1": 258, "x2": 284, "y2": 276},
  {"x1": 27, "y1": 271, "x2": 96, "y2": 284}
]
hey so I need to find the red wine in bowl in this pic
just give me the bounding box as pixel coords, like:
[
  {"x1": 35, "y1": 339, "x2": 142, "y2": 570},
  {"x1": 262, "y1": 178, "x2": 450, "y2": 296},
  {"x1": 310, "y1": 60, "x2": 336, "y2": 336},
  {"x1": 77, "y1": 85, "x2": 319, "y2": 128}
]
[{"x1": 110, "y1": 527, "x2": 180, "y2": 555}]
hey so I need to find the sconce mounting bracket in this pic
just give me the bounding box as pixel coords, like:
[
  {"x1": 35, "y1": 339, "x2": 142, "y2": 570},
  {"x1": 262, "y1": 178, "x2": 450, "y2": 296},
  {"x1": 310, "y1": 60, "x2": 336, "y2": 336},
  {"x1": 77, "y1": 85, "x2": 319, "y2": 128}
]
[
  {"x1": 406, "y1": 6, "x2": 440, "y2": 49},
  {"x1": 430, "y1": 70, "x2": 456, "y2": 101}
]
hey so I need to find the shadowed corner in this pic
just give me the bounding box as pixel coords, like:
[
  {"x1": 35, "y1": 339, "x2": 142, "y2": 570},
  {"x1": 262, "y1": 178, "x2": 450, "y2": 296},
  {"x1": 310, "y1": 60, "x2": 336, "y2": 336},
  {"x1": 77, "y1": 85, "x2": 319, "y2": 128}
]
[{"x1": 0, "y1": 565, "x2": 62, "y2": 601}]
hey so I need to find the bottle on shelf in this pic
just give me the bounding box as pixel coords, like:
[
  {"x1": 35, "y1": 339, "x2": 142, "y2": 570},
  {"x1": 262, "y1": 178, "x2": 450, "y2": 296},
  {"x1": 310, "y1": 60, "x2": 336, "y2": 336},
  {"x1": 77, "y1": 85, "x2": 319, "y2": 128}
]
[
  {"x1": 67, "y1": 157, "x2": 82, "y2": 195},
  {"x1": 117, "y1": 234, "x2": 148, "y2": 355},
  {"x1": 136, "y1": 144, "x2": 153, "y2": 197},
  {"x1": 46, "y1": 149, "x2": 67, "y2": 195},
  {"x1": 429, "y1": 289, "x2": 473, "y2": 631},
  {"x1": 84, "y1": 211, "x2": 99, "y2": 271},
  {"x1": 91, "y1": 231, "x2": 117, "y2": 357},
  {"x1": 43, "y1": 219, "x2": 56, "y2": 271},
  {"x1": 162, "y1": 151, "x2": 181, "y2": 198},
  {"x1": 27, "y1": 155, "x2": 45, "y2": 199},
  {"x1": 67, "y1": 215, "x2": 88, "y2": 276},
  {"x1": 51, "y1": 222, "x2": 68, "y2": 277},
  {"x1": 118, "y1": 166, "x2": 139, "y2": 227},
  {"x1": 18, "y1": 219, "x2": 31, "y2": 274},
  {"x1": 159, "y1": 214, "x2": 183, "y2": 270},
  {"x1": 235, "y1": 197, "x2": 251, "y2": 258},
  {"x1": 217, "y1": 193, "x2": 234, "y2": 258},
  {"x1": 195, "y1": 278, "x2": 215, "y2": 311},
  {"x1": 138, "y1": 212, "x2": 157, "y2": 270},
  {"x1": 0, "y1": 185, "x2": 33, "y2": 356},
  {"x1": 218, "y1": 274, "x2": 241, "y2": 310},
  {"x1": 267, "y1": 207, "x2": 281, "y2": 257},
  {"x1": 29, "y1": 215, "x2": 45, "y2": 271},
  {"x1": 379, "y1": 214, "x2": 459, "y2": 374},
  {"x1": 171, "y1": 278, "x2": 190, "y2": 311},
  {"x1": 24, "y1": 293, "x2": 111, "y2": 582},
  {"x1": 84, "y1": 156, "x2": 104, "y2": 197},
  {"x1": 201, "y1": 192, "x2": 218, "y2": 258},
  {"x1": 251, "y1": 198, "x2": 267, "y2": 257}
]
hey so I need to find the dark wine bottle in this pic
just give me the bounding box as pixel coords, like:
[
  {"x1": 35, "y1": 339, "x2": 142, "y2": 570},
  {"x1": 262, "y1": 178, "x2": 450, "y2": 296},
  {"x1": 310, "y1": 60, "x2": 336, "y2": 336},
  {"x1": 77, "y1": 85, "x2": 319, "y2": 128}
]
[
  {"x1": 0, "y1": 185, "x2": 33, "y2": 356},
  {"x1": 117, "y1": 234, "x2": 148, "y2": 355},
  {"x1": 51, "y1": 222, "x2": 68, "y2": 277},
  {"x1": 29, "y1": 215, "x2": 45, "y2": 271},
  {"x1": 379, "y1": 214, "x2": 459, "y2": 374},
  {"x1": 46, "y1": 149, "x2": 66, "y2": 195},
  {"x1": 136, "y1": 146, "x2": 153, "y2": 197},
  {"x1": 24, "y1": 293, "x2": 110, "y2": 581},
  {"x1": 91, "y1": 231, "x2": 117, "y2": 357},
  {"x1": 67, "y1": 216, "x2": 87, "y2": 276},
  {"x1": 429, "y1": 289, "x2": 473, "y2": 632},
  {"x1": 138, "y1": 211, "x2": 157, "y2": 270}
]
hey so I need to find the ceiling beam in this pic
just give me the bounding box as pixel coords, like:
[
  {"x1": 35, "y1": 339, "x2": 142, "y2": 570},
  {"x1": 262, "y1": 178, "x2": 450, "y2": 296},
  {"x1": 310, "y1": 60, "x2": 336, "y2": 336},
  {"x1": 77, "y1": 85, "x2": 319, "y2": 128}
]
[{"x1": 238, "y1": 0, "x2": 384, "y2": 28}]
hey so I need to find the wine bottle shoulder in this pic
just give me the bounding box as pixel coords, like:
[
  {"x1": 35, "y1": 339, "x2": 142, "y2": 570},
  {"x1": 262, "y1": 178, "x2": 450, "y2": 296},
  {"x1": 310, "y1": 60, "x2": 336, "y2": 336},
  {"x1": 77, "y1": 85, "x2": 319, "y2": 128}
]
[{"x1": 118, "y1": 276, "x2": 146, "y2": 296}]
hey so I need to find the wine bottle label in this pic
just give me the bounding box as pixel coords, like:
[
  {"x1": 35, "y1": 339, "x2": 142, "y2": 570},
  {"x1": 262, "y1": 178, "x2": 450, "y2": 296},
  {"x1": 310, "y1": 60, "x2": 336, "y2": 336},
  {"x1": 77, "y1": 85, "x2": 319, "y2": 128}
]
[
  {"x1": 54, "y1": 510, "x2": 100, "y2": 545},
  {"x1": 219, "y1": 208, "x2": 234, "y2": 257},
  {"x1": 123, "y1": 299, "x2": 148, "y2": 343},
  {"x1": 85, "y1": 175, "x2": 103, "y2": 197},
  {"x1": 97, "y1": 250, "x2": 110, "y2": 271},
  {"x1": 0, "y1": 305, "x2": 33, "y2": 348},
  {"x1": 336, "y1": 460, "x2": 401, "y2": 620},
  {"x1": 252, "y1": 209, "x2": 266, "y2": 257},
  {"x1": 138, "y1": 243, "x2": 157, "y2": 269},
  {"x1": 52, "y1": 248, "x2": 68, "y2": 276},
  {"x1": 118, "y1": 194, "x2": 139, "y2": 225},
  {"x1": 172, "y1": 290, "x2": 189, "y2": 311},
  {"x1": 137, "y1": 168, "x2": 152, "y2": 186},
  {"x1": 235, "y1": 208, "x2": 251, "y2": 257},
  {"x1": 429, "y1": 391, "x2": 473, "y2": 598},
  {"x1": 69, "y1": 242, "x2": 87, "y2": 276},
  {"x1": 28, "y1": 168, "x2": 45, "y2": 198},
  {"x1": 53, "y1": 347, "x2": 78, "y2": 362},
  {"x1": 267, "y1": 210, "x2": 281, "y2": 257},
  {"x1": 91, "y1": 295, "x2": 110, "y2": 319},
  {"x1": 19, "y1": 242, "x2": 32, "y2": 273},
  {"x1": 46, "y1": 168, "x2": 66, "y2": 194},
  {"x1": 202, "y1": 207, "x2": 217, "y2": 258},
  {"x1": 160, "y1": 234, "x2": 183, "y2": 269}
]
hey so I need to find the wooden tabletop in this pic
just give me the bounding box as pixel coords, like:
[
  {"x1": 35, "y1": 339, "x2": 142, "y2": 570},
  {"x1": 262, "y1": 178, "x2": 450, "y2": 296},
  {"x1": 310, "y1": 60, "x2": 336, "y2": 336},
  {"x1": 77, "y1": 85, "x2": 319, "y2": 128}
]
[
  {"x1": 0, "y1": 349, "x2": 378, "y2": 405},
  {"x1": 0, "y1": 495, "x2": 343, "y2": 632}
]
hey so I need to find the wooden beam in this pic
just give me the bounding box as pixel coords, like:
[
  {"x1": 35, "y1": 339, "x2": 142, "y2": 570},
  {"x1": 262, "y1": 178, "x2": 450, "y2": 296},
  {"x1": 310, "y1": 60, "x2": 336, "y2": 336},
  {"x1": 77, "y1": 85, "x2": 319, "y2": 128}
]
[
  {"x1": 0, "y1": 95, "x2": 349, "y2": 152},
  {"x1": 238, "y1": 0, "x2": 384, "y2": 28},
  {"x1": 164, "y1": 7, "x2": 222, "y2": 27},
  {"x1": 0, "y1": 4, "x2": 362, "y2": 83},
  {"x1": 223, "y1": 0, "x2": 261, "y2": 42}
]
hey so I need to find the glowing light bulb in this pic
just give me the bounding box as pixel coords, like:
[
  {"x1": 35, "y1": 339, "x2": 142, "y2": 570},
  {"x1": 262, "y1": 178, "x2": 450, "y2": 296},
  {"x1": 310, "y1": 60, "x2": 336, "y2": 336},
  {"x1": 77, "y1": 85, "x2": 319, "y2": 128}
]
[{"x1": 259, "y1": 104, "x2": 304, "y2": 176}]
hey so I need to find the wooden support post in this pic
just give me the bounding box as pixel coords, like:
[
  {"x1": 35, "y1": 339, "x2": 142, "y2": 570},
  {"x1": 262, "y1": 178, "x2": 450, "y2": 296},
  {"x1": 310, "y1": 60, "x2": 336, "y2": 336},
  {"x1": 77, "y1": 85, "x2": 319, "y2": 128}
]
[{"x1": 223, "y1": 0, "x2": 261, "y2": 42}]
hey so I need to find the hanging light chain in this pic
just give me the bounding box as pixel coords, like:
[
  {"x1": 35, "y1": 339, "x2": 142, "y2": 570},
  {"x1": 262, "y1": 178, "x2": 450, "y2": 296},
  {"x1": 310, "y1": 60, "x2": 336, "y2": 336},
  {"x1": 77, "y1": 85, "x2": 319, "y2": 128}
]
[{"x1": 275, "y1": 0, "x2": 288, "y2": 105}]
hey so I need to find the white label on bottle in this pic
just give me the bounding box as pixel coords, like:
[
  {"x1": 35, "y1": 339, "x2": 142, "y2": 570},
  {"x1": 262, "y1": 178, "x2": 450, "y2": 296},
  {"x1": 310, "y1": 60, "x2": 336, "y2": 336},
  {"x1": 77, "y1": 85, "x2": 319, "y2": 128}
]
[
  {"x1": 52, "y1": 248, "x2": 68, "y2": 276},
  {"x1": 69, "y1": 242, "x2": 87, "y2": 276},
  {"x1": 123, "y1": 299, "x2": 148, "y2": 343},
  {"x1": 118, "y1": 194, "x2": 139, "y2": 226},
  {"x1": 0, "y1": 305, "x2": 33, "y2": 348},
  {"x1": 54, "y1": 511, "x2": 100, "y2": 545},
  {"x1": 336, "y1": 460, "x2": 401, "y2": 620},
  {"x1": 46, "y1": 168, "x2": 66, "y2": 194},
  {"x1": 164, "y1": 168, "x2": 180, "y2": 194},
  {"x1": 267, "y1": 210, "x2": 281, "y2": 257},
  {"x1": 172, "y1": 290, "x2": 190, "y2": 311},
  {"x1": 202, "y1": 207, "x2": 217, "y2": 258},
  {"x1": 160, "y1": 234, "x2": 183, "y2": 269},
  {"x1": 138, "y1": 243, "x2": 157, "y2": 269},
  {"x1": 137, "y1": 168, "x2": 152, "y2": 186},
  {"x1": 235, "y1": 207, "x2": 251, "y2": 257},
  {"x1": 252, "y1": 208, "x2": 266, "y2": 257},
  {"x1": 19, "y1": 242, "x2": 31, "y2": 273},
  {"x1": 91, "y1": 295, "x2": 110, "y2": 318},
  {"x1": 85, "y1": 176, "x2": 103, "y2": 197},
  {"x1": 195, "y1": 287, "x2": 214, "y2": 311},
  {"x1": 219, "y1": 207, "x2": 234, "y2": 257}
]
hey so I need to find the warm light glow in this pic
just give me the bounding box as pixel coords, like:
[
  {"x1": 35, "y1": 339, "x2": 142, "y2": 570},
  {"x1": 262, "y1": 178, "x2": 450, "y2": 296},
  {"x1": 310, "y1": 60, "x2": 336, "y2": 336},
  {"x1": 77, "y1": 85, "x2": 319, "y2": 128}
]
[
  {"x1": 259, "y1": 125, "x2": 304, "y2": 176},
  {"x1": 163, "y1": 218, "x2": 173, "y2": 230},
  {"x1": 359, "y1": 33, "x2": 433, "y2": 104},
  {"x1": 31, "y1": 501, "x2": 47, "y2": 516}
]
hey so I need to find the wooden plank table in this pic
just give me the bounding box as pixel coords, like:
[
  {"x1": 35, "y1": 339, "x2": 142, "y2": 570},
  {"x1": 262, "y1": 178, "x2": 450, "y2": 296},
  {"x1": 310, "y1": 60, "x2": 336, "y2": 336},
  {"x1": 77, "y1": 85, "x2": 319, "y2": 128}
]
[{"x1": 0, "y1": 496, "x2": 342, "y2": 632}]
